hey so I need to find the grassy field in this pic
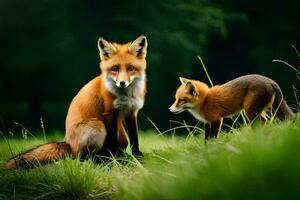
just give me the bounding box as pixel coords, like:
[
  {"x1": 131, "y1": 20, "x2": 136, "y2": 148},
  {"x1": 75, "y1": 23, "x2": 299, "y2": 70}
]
[{"x1": 0, "y1": 118, "x2": 300, "y2": 200}]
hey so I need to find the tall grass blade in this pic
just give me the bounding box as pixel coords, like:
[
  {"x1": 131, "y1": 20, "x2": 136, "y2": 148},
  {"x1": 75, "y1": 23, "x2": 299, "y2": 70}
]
[{"x1": 197, "y1": 55, "x2": 214, "y2": 87}]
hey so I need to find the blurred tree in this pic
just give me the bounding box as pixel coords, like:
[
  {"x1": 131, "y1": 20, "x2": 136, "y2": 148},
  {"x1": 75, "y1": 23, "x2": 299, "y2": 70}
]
[
  {"x1": 0, "y1": 0, "x2": 298, "y2": 134},
  {"x1": 0, "y1": 0, "x2": 81, "y2": 130},
  {"x1": 213, "y1": 0, "x2": 299, "y2": 90},
  {"x1": 111, "y1": 0, "x2": 228, "y2": 129}
]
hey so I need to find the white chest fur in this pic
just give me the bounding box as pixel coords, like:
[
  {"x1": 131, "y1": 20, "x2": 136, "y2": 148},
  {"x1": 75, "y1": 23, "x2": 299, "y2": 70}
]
[
  {"x1": 113, "y1": 96, "x2": 144, "y2": 112},
  {"x1": 104, "y1": 75, "x2": 145, "y2": 114},
  {"x1": 188, "y1": 108, "x2": 207, "y2": 123}
]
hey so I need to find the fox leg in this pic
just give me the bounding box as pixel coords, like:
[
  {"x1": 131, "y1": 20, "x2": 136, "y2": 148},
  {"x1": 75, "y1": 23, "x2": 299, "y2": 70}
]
[
  {"x1": 210, "y1": 118, "x2": 223, "y2": 138},
  {"x1": 118, "y1": 118, "x2": 128, "y2": 151},
  {"x1": 244, "y1": 91, "x2": 274, "y2": 124},
  {"x1": 204, "y1": 123, "x2": 211, "y2": 143},
  {"x1": 124, "y1": 111, "x2": 143, "y2": 156},
  {"x1": 245, "y1": 101, "x2": 272, "y2": 124},
  {"x1": 101, "y1": 111, "x2": 119, "y2": 155}
]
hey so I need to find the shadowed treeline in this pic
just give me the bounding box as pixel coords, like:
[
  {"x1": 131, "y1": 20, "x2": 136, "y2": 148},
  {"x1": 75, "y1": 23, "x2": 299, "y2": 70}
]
[{"x1": 0, "y1": 0, "x2": 299, "y2": 133}]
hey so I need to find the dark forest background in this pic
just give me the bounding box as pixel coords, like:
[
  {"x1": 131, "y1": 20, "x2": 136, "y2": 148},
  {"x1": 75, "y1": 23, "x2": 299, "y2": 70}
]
[{"x1": 0, "y1": 0, "x2": 299, "y2": 135}]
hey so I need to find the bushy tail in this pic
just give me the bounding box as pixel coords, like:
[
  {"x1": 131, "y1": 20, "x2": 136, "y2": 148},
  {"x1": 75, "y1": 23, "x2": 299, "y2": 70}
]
[
  {"x1": 5, "y1": 142, "x2": 71, "y2": 169},
  {"x1": 272, "y1": 83, "x2": 296, "y2": 121}
]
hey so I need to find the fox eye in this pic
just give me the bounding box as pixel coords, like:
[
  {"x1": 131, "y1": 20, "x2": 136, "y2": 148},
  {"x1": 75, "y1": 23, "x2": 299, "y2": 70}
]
[
  {"x1": 111, "y1": 65, "x2": 119, "y2": 72},
  {"x1": 127, "y1": 65, "x2": 135, "y2": 72},
  {"x1": 178, "y1": 98, "x2": 185, "y2": 103}
]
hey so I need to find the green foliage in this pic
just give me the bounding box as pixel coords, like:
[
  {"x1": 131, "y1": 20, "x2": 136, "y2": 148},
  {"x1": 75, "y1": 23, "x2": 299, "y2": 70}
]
[
  {"x1": 0, "y1": 0, "x2": 231, "y2": 131},
  {"x1": 1, "y1": 118, "x2": 300, "y2": 199},
  {"x1": 0, "y1": 0, "x2": 299, "y2": 131},
  {"x1": 119, "y1": 120, "x2": 300, "y2": 200}
]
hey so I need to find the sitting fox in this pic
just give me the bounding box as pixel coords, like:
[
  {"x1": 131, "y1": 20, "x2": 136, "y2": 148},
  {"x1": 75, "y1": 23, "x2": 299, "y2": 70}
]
[
  {"x1": 169, "y1": 75, "x2": 295, "y2": 142},
  {"x1": 5, "y1": 35, "x2": 148, "y2": 169}
]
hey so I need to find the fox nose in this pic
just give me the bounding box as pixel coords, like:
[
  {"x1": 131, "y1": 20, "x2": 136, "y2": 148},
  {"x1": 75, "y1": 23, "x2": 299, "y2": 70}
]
[{"x1": 120, "y1": 81, "x2": 126, "y2": 88}]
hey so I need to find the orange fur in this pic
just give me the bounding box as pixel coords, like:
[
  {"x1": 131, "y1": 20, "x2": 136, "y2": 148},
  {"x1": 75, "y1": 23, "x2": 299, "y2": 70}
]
[
  {"x1": 170, "y1": 75, "x2": 295, "y2": 142},
  {"x1": 5, "y1": 142, "x2": 70, "y2": 169},
  {"x1": 5, "y1": 36, "x2": 147, "y2": 169}
]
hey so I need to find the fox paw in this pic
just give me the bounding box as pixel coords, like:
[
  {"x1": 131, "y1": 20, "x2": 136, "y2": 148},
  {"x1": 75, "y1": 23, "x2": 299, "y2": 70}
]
[{"x1": 132, "y1": 150, "x2": 144, "y2": 157}]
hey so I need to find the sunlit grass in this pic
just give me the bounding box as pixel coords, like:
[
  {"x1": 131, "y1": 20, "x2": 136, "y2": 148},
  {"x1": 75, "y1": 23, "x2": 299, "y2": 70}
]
[
  {"x1": 0, "y1": 117, "x2": 299, "y2": 199},
  {"x1": 119, "y1": 119, "x2": 300, "y2": 200}
]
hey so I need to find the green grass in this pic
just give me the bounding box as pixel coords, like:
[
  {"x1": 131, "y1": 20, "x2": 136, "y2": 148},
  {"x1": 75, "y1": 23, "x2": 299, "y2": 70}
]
[{"x1": 1, "y1": 118, "x2": 300, "y2": 200}]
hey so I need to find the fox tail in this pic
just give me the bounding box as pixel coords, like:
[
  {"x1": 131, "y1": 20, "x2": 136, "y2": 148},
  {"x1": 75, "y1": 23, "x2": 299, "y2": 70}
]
[
  {"x1": 5, "y1": 142, "x2": 71, "y2": 169},
  {"x1": 272, "y1": 83, "x2": 296, "y2": 121}
]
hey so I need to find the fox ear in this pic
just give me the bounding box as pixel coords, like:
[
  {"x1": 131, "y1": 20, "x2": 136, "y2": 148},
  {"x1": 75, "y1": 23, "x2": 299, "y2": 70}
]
[
  {"x1": 128, "y1": 35, "x2": 147, "y2": 58},
  {"x1": 98, "y1": 37, "x2": 117, "y2": 60},
  {"x1": 179, "y1": 77, "x2": 190, "y2": 85},
  {"x1": 186, "y1": 82, "x2": 198, "y2": 97}
]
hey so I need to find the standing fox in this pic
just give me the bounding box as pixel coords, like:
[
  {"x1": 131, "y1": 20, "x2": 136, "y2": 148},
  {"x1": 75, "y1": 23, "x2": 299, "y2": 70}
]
[
  {"x1": 169, "y1": 75, "x2": 295, "y2": 142},
  {"x1": 5, "y1": 35, "x2": 147, "y2": 169}
]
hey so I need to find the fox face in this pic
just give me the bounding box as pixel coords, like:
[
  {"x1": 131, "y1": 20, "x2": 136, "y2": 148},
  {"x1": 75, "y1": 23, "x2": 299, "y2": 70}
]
[
  {"x1": 98, "y1": 35, "x2": 147, "y2": 89},
  {"x1": 169, "y1": 77, "x2": 200, "y2": 114},
  {"x1": 106, "y1": 64, "x2": 140, "y2": 88}
]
